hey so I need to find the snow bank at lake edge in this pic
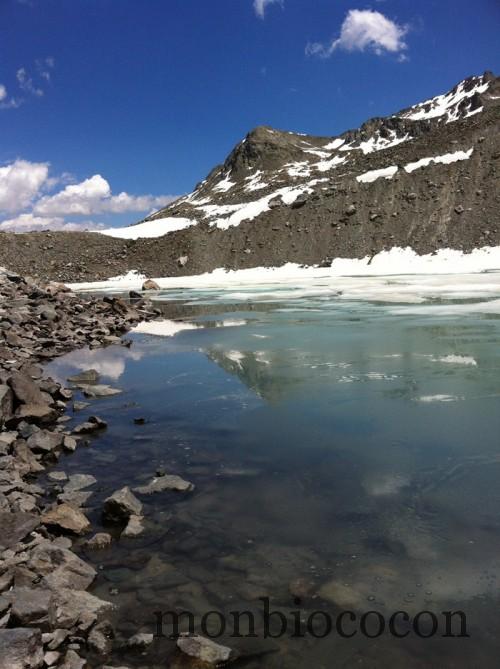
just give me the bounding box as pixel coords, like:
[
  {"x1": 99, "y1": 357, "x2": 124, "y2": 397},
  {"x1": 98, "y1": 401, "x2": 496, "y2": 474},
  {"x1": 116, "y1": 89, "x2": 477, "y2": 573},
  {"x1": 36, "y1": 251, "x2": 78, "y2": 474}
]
[{"x1": 68, "y1": 246, "x2": 500, "y2": 292}]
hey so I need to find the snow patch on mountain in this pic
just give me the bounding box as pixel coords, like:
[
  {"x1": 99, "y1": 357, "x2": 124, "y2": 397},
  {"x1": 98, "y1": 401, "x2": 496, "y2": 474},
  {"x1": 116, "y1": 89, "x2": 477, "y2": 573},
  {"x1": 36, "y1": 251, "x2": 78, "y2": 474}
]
[
  {"x1": 286, "y1": 162, "x2": 311, "y2": 178},
  {"x1": 357, "y1": 131, "x2": 411, "y2": 154},
  {"x1": 357, "y1": 166, "x2": 398, "y2": 183},
  {"x1": 100, "y1": 216, "x2": 195, "y2": 239},
  {"x1": 404, "y1": 148, "x2": 473, "y2": 173},
  {"x1": 400, "y1": 76, "x2": 489, "y2": 123},
  {"x1": 323, "y1": 138, "x2": 345, "y2": 151},
  {"x1": 205, "y1": 184, "x2": 313, "y2": 229},
  {"x1": 213, "y1": 173, "x2": 236, "y2": 192},
  {"x1": 245, "y1": 171, "x2": 268, "y2": 191},
  {"x1": 315, "y1": 154, "x2": 347, "y2": 172}
]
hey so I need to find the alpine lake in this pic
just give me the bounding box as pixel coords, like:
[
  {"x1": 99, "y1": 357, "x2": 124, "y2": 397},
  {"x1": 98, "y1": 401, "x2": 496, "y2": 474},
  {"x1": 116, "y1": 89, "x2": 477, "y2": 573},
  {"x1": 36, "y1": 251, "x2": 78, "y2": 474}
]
[{"x1": 45, "y1": 273, "x2": 500, "y2": 668}]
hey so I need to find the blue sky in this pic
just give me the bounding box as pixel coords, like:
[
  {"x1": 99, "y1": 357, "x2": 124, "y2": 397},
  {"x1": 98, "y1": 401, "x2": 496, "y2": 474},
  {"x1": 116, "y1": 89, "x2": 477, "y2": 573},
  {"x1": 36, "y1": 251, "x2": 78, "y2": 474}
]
[{"x1": 0, "y1": 0, "x2": 498, "y2": 231}]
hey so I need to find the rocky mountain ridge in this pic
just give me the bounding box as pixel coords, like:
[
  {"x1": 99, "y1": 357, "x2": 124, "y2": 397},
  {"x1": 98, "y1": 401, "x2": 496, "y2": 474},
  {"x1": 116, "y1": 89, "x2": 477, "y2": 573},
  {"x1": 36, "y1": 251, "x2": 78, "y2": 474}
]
[{"x1": 0, "y1": 71, "x2": 498, "y2": 283}]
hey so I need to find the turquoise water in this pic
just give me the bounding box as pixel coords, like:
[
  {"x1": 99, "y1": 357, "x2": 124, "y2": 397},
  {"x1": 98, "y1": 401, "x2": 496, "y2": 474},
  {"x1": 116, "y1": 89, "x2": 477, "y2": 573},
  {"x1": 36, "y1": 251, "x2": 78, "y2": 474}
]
[{"x1": 46, "y1": 281, "x2": 500, "y2": 668}]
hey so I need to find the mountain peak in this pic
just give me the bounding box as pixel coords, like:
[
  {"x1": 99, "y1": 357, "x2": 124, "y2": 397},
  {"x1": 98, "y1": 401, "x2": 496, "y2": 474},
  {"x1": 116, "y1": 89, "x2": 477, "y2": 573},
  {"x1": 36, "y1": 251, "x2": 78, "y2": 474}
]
[
  {"x1": 218, "y1": 125, "x2": 326, "y2": 182},
  {"x1": 129, "y1": 70, "x2": 500, "y2": 277}
]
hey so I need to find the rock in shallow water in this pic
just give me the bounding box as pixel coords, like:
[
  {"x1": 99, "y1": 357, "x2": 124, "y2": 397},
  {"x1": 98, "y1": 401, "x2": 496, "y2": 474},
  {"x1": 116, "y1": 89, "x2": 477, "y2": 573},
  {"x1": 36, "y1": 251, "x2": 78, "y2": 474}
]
[
  {"x1": 48, "y1": 471, "x2": 67, "y2": 482},
  {"x1": 88, "y1": 620, "x2": 114, "y2": 657},
  {"x1": 64, "y1": 473, "x2": 97, "y2": 492},
  {"x1": 86, "y1": 532, "x2": 112, "y2": 549},
  {"x1": 57, "y1": 490, "x2": 93, "y2": 507},
  {"x1": 72, "y1": 401, "x2": 89, "y2": 412},
  {"x1": 76, "y1": 384, "x2": 121, "y2": 398},
  {"x1": 134, "y1": 474, "x2": 194, "y2": 494},
  {"x1": 67, "y1": 369, "x2": 99, "y2": 384},
  {"x1": 177, "y1": 634, "x2": 233, "y2": 665},
  {"x1": 73, "y1": 416, "x2": 107, "y2": 434},
  {"x1": 126, "y1": 632, "x2": 153, "y2": 649},
  {"x1": 122, "y1": 515, "x2": 144, "y2": 538},
  {"x1": 102, "y1": 486, "x2": 142, "y2": 524},
  {"x1": 62, "y1": 435, "x2": 77, "y2": 452}
]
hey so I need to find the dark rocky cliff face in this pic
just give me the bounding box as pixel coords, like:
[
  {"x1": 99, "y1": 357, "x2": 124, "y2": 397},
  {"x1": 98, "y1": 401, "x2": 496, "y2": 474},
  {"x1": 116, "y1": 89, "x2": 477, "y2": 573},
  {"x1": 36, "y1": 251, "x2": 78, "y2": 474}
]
[{"x1": 0, "y1": 72, "x2": 499, "y2": 282}]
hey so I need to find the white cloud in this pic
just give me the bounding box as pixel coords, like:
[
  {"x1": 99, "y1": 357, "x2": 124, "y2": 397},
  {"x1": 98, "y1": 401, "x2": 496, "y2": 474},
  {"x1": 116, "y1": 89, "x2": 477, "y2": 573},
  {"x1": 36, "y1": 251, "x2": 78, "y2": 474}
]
[
  {"x1": 0, "y1": 159, "x2": 178, "y2": 232},
  {"x1": 306, "y1": 9, "x2": 408, "y2": 58},
  {"x1": 34, "y1": 174, "x2": 176, "y2": 217},
  {"x1": 0, "y1": 97, "x2": 22, "y2": 110},
  {"x1": 254, "y1": 0, "x2": 283, "y2": 19},
  {"x1": 0, "y1": 84, "x2": 22, "y2": 110},
  {"x1": 0, "y1": 213, "x2": 103, "y2": 233},
  {"x1": 36, "y1": 56, "x2": 55, "y2": 82},
  {"x1": 0, "y1": 57, "x2": 54, "y2": 110},
  {"x1": 0, "y1": 159, "x2": 49, "y2": 213},
  {"x1": 17, "y1": 67, "x2": 44, "y2": 97}
]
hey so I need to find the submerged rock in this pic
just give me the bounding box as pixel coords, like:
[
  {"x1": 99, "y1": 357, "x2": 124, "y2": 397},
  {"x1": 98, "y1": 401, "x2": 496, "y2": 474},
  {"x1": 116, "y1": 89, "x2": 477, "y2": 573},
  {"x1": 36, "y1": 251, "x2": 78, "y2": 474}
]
[
  {"x1": 289, "y1": 577, "x2": 316, "y2": 600},
  {"x1": 86, "y1": 533, "x2": 112, "y2": 549},
  {"x1": 134, "y1": 474, "x2": 194, "y2": 495},
  {"x1": 67, "y1": 369, "x2": 99, "y2": 384},
  {"x1": 177, "y1": 634, "x2": 233, "y2": 665},
  {"x1": 64, "y1": 474, "x2": 97, "y2": 492},
  {"x1": 76, "y1": 384, "x2": 121, "y2": 398},
  {"x1": 122, "y1": 515, "x2": 144, "y2": 538},
  {"x1": 48, "y1": 471, "x2": 68, "y2": 482},
  {"x1": 88, "y1": 620, "x2": 114, "y2": 657},
  {"x1": 72, "y1": 401, "x2": 89, "y2": 412},
  {"x1": 126, "y1": 632, "x2": 153, "y2": 649},
  {"x1": 58, "y1": 490, "x2": 93, "y2": 507}
]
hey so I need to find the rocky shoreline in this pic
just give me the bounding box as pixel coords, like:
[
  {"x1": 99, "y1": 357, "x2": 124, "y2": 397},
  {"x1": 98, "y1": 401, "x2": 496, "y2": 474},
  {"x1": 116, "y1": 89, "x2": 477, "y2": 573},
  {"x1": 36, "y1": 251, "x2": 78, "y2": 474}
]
[{"x1": 0, "y1": 268, "x2": 163, "y2": 669}]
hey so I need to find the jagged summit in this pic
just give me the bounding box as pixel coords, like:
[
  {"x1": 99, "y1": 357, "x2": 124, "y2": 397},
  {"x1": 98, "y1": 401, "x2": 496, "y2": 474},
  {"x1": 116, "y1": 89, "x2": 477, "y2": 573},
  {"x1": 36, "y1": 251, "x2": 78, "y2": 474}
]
[
  {"x1": 398, "y1": 71, "x2": 497, "y2": 123},
  {"x1": 143, "y1": 70, "x2": 497, "y2": 230},
  {"x1": 220, "y1": 125, "x2": 330, "y2": 180}
]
